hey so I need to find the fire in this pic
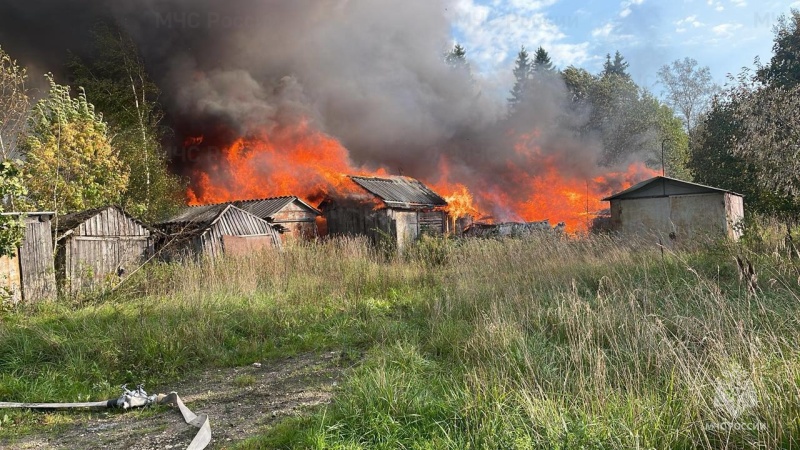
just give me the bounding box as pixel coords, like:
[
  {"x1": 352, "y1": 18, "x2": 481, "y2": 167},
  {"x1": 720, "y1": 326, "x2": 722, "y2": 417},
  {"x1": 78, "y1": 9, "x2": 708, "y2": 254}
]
[
  {"x1": 184, "y1": 121, "x2": 656, "y2": 233},
  {"x1": 186, "y1": 120, "x2": 379, "y2": 205}
]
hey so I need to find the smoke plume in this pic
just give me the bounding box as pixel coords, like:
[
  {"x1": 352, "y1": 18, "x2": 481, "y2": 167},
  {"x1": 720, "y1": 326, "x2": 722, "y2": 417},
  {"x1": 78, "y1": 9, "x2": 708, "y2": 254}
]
[{"x1": 0, "y1": 0, "x2": 654, "y2": 225}]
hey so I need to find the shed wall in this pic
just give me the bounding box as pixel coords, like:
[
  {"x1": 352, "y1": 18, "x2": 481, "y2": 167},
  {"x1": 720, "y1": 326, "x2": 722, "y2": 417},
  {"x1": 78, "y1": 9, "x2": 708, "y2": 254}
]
[
  {"x1": 611, "y1": 192, "x2": 742, "y2": 242},
  {"x1": 198, "y1": 207, "x2": 281, "y2": 258},
  {"x1": 20, "y1": 214, "x2": 56, "y2": 301},
  {"x1": 726, "y1": 194, "x2": 745, "y2": 240},
  {"x1": 271, "y1": 202, "x2": 318, "y2": 240},
  {"x1": 60, "y1": 208, "x2": 151, "y2": 293},
  {"x1": 0, "y1": 249, "x2": 21, "y2": 304},
  {"x1": 324, "y1": 205, "x2": 396, "y2": 247}
]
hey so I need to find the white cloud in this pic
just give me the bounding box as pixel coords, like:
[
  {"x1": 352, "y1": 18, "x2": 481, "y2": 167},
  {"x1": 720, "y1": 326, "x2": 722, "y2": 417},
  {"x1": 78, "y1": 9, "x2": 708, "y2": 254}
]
[
  {"x1": 449, "y1": 0, "x2": 591, "y2": 72},
  {"x1": 712, "y1": 23, "x2": 743, "y2": 37},
  {"x1": 505, "y1": 0, "x2": 560, "y2": 12},
  {"x1": 730, "y1": 0, "x2": 747, "y2": 7},
  {"x1": 592, "y1": 22, "x2": 615, "y2": 38},
  {"x1": 619, "y1": 0, "x2": 644, "y2": 17},
  {"x1": 675, "y1": 15, "x2": 705, "y2": 28}
]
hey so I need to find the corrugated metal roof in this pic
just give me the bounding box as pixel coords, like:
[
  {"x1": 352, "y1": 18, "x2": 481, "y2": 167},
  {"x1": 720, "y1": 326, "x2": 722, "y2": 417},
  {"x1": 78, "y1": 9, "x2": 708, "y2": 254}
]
[
  {"x1": 602, "y1": 176, "x2": 743, "y2": 201},
  {"x1": 349, "y1": 176, "x2": 447, "y2": 209},
  {"x1": 158, "y1": 204, "x2": 229, "y2": 226},
  {"x1": 232, "y1": 196, "x2": 321, "y2": 218},
  {"x1": 160, "y1": 196, "x2": 320, "y2": 225}
]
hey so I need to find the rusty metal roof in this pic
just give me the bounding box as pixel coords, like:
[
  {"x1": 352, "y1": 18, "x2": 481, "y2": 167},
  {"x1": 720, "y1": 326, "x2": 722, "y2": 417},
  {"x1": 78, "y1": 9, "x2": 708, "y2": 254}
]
[{"x1": 349, "y1": 176, "x2": 447, "y2": 209}]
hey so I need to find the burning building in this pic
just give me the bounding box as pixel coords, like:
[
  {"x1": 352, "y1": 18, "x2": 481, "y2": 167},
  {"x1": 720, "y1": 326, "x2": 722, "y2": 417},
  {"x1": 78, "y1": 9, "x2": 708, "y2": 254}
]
[{"x1": 322, "y1": 175, "x2": 449, "y2": 250}]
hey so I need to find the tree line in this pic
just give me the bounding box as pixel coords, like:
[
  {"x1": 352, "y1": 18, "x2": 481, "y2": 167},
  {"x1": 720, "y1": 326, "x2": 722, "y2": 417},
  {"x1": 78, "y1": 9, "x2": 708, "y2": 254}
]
[
  {"x1": 0, "y1": 25, "x2": 185, "y2": 257},
  {"x1": 691, "y1": 10, "x2": 800, "y2": 226},
  {"x1": 445, "y1": 8, "x2": 799, "y2": 226},
  {"x1": 447, "y1": 43, "x2": 691, "y2": 179}
]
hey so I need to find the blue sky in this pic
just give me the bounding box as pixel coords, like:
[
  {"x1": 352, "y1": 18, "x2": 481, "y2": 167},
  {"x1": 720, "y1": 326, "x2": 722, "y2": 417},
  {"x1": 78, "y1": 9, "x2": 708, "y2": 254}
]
[{"x1": 447, "y1": 0, "x2": 797, "y2": 93}]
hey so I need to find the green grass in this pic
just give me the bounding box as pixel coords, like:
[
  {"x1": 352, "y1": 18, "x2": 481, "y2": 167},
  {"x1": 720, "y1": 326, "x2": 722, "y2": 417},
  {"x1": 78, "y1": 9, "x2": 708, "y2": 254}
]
[{"x1": 1, "y1": 233, "x2": 800, "y2": 449}]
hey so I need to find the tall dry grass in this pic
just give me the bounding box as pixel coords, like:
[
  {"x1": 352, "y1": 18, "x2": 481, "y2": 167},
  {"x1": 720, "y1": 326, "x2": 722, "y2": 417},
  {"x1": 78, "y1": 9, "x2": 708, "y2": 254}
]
[{"x1": 0, "y1": 232, "x2": 798, "y2": 448}]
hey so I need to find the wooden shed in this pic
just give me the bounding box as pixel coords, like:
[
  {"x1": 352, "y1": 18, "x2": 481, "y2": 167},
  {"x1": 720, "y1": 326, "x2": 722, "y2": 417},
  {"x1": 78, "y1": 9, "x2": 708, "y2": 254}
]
[
  {"x1": 322, "y1": 175, "x2": 449, "y2": 250},
  {"x1": 602, "y1": 176, "x2": 744, "y2": 242},
  {"x1": 55, "y1": 206, "x2": 153, "y2": 293},
  {"x1": 206, "y1": 196, "x2": 320, "y2": 241},
  {"x1": 0, "y1": 212, "x2": 56, "y2": 304},
  {"x1": 157, "y1": 204, "x2": 282, "y2": 259}
]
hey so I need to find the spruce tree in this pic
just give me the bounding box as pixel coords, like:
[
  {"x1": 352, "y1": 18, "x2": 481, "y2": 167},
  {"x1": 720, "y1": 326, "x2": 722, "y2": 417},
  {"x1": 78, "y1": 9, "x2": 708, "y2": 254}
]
[
  {"x1": 603, "y1": 51, "x2": 630, "y2": 78},
  {"x1": 532, "y1": 46, "x2": 555, "y2": 73},
  {"x1": 508, "y1": 46, "x2": 532, "y2": 112}
]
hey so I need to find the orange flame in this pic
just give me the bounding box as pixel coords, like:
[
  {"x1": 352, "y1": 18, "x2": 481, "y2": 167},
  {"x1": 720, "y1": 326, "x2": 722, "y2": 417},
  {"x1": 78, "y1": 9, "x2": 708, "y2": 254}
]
[
  {"x1": 186, "y1": 120, "x2": 383, "y2": 205},
  {"x1": 185, "y1": 121, "x2": 656, "y2": 232}
]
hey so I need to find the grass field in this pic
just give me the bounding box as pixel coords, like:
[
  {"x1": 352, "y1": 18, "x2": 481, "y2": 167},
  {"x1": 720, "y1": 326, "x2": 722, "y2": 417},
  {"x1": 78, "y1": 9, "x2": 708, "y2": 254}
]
[{"x1": 1, "y1": 229, "x2": 799, "y2": 449}]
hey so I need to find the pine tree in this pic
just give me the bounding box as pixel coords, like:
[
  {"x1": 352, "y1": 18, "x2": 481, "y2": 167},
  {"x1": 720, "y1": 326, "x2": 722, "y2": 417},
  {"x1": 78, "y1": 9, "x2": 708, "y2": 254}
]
[
  {"x1": 445, "y1": 43, "x2": 469, "y2": 70},
  {"x1": 532, "y1": 46, "x2": 554, "y2": 73},
  {"x1": 603, "y1": 51, "x2": 630, "y2": 79},
  {"x1": 508, "y1": 46, "x2": 532, "y2": 112}
]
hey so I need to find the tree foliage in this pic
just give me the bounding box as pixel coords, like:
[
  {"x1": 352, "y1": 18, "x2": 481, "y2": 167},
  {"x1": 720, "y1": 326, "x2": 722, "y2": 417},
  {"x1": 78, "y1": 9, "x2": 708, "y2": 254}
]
[
  {"x1": 559, "y1": 52, "x2": 689, "y2": 174},
  {"x1": 602, "y1": 51, "x2": 630, "y2": 79},
  {"x1": 0, "y1": 159, "x2": 26, "y2": 257},
  {"x1": 20, "y1": 75, "x2": 129, "y2": 214},
  {"x1": 731, "y1": 81, "x2": 800, "y2": 198},
  {"x1": 532, "y1": 46, "x2": 554, "y2": 73},
  {"x1": 445, "y1": 43, "x2": 469, "y2": 71},
  {"x1": 758, "y1": 9, "x2": 800, "y2": 88},
  {"x1": 0, "y1": 46, "x2": 29, "y2": 160},
  {"x1": 657, "y1": 57, "x2": 718, "y2": 134},
  {"x1": 66, "y1": 24, "x2": 184, "y2": 221},
  {"x1": 508, "y1": 46, "x2": 532, "y2": 113},
  {"x1": 690, "y1": 10, "x2": 800, "y2": 221}
]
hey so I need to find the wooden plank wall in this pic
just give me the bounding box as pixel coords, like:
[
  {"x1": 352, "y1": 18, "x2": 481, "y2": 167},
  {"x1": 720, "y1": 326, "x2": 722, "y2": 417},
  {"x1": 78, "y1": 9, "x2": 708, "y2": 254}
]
[
  {"x1": 419, "y1": 211, "x2": 446, "y2": 235},
  {"x1": 75, "y1": 207, "x2": 150, "y2": 237},
  {"x1": 0, "y1": 249, "x2": 21, "y2": 304},
  {"x1": 324, "y1": 205, "x2": 396, "y2": 247},
  {"x1": 19, "y1": 214, "x2": 56, "y2": 302},
  {"x1": 199, "y1": 207, "x2": 282, "y2": 258},
  {"x1": 61, "y1": 207, "x2": 151, "y2": 293}
]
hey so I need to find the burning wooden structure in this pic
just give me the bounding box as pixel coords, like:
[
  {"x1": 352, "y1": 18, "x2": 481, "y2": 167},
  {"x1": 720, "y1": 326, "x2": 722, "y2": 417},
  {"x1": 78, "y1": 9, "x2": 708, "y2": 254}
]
[
  {"x1": 203, "y1": 196, "x2": 320, "y2": 240},
  {"x1": 0, "y1": 212, "x2": 56, "y2": 304},
  {"x1": 603, "y1": 176, "x2": 744, "y2": 241},
  {"x1": 55, "y1": 206, "x2": 153, "y2": 294},
  {"x1": 322, "y1": 175, "x2": 449, "y2": 250},
  {"x1": 157, "y1": 204, "x2": 282, "y2": 259}
]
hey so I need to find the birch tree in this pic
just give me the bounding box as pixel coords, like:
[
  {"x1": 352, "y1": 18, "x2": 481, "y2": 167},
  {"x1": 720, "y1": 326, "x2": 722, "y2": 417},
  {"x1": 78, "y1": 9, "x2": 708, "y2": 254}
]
[
  {"x1": 21, "y1": 75, "x2": 129, "y2": 214},
  {"x1": 0, "y1": 46, "x2": 29, "y2": 160}
]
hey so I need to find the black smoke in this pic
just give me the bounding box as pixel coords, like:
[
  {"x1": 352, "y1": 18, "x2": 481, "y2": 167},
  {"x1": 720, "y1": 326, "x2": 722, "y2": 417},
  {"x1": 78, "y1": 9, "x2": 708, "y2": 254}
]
[{"x1": 0, "y1": 0, "x2": 649, "y2": 220}]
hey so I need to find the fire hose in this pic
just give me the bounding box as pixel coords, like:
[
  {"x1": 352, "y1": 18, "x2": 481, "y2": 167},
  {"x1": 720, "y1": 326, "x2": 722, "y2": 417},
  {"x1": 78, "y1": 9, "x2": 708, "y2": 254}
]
[{"x1": 0, "y1": 384, "x2": 211, "y2": 450}]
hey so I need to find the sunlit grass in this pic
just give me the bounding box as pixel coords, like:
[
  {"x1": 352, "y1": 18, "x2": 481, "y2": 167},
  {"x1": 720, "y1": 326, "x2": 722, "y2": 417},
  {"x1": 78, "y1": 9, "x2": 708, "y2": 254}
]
[{"x1": 1, "y1": 232, "x2": 799, "y2": 448}]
